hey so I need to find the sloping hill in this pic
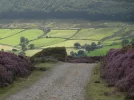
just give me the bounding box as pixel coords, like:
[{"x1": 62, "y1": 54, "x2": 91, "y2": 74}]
[
  {"x1": 0, "y1": 0, "x2": 133, "y2": 21},
  {"x1": 0, "y1": 20, "x2": 133, "y2": 56}
]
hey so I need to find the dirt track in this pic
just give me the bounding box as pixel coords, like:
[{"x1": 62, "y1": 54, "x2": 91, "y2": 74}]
[{"x1": 6, "y1": 63, "x2": 95, "y2": 100}]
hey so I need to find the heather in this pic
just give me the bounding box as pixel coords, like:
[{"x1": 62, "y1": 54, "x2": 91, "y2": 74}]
[
  {"x1": 66, "y1": 56, "x2": 103, "y2": 63},
  {"x1": 0, "y1": 52, "x2": 33, "y2": 87},
  {"x1": 101, "y1": 44, "x2": 134, "y2": 98},
  {"x1": 31, "y1": 47, "x2": 67, "y2": 62}
]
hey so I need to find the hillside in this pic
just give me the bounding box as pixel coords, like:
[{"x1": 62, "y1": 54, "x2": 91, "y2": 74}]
[
  {"x1": 0, "y1": 0, "x2": 134, "y2": 21},
  {"x1": 0, "y1": 20, "x2": 134, "y2": 56},
  {"x1": 101, "y1": 44, "x2": 134, "y2": 98}
]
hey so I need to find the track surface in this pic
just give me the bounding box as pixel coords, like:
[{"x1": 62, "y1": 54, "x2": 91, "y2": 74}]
[{"x1": 7, "y1": 63, "x2": 95, "y2": 100}]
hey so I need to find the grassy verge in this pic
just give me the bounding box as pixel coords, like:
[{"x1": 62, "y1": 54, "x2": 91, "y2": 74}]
[
  {"x1": 87, "y1": 64, "x2": 126, "y2": 100},
  {"x1": 0, "y1": 63, "x2": 57, "y2": 100}
]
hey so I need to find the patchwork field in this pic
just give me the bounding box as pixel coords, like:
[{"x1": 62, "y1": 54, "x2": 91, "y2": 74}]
[
  {"x1": 71, "y1": 28, "x2": 120, "y2": 40},
  {"x1": 0, "y1": 20, "x2": 133, "y2": 56},
  {"x1": 44, "y1": 40, "x2": 97, "y2": 48},
  {"x1": 0, "y1": 29, "x2": 23, "y2": 39},
  {"x1": 0, "y1": 29, "x2": 43, "y2": 46}
]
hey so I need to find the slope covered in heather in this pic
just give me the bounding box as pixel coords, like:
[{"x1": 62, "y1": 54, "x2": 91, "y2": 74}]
[
  {"x1": 101, "y1": 44, "x2": 134, "y2": 98},
  {"x1": 0, "y1": 52, "x2": 33, "y2": 87}
]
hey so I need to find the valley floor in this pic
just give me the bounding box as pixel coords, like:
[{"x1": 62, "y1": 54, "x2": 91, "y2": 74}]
[{"x1": 6, "y1": 63, "x2": 95, "y2": 100}]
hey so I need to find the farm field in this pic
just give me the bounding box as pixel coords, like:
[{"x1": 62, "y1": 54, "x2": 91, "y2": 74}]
[
  {"x1": 0, "y1": 45, "x2": 14, "y2": 51},
  {"x1": 45, "y1": 30, "x2": 77, "y2": 38},
  {"x1": 44, "y1": 40, "x2": 97, "y2": 48},
  {"x1": 0, "y1": 20, "x2": 133, "y2": 56},
  {"x1": 29, "y1": 38, "x2": 65, "y2": 47},
  {"x1": 0, "y1": 29, "x2": 24, "y2": 39},
  {"x1": 87, "y1": 45, "x2": 121, "y2": 56},
  {"x1": 0, "y1": 29, "x2": 43, "y2": 46},
  {"x1": 25, "y1": 49, "x2": 42, "y2": 56},
  {"x1": 71, "y1": 28, "x2": 120, "y2": 40}
]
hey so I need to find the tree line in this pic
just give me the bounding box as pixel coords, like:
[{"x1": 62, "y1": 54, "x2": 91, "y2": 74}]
[{"x1": 0, "y1": 0, "x2": 134, "y2": 21}]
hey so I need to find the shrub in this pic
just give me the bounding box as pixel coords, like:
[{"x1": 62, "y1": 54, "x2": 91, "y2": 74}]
[
  {"x1": 101, "y1": 44, "x2": 134, "y2": 98},
  {"x1": 0, "y1": 52, "x2": 33, "y2": 87},
  {"x1": 31, "y1": 47, "x2": 67, "y2": 62},
  {"x1": 77, "y1": 50, "x2": 85, "y2": 57},
  {"x1": 74, "y1": 42, "x2": 81, "y2": 49}
]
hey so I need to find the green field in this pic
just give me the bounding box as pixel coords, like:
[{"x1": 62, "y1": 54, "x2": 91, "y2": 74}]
[
  {"x1": 0, "y1": 29, "x2": 23, "y2": 38},
  {"x1": 45, "y1": 40, "x2": 97, "y2": 48},
  {"x1": 25, "y1": 49, "x2": 42, "y2": 56},
  {"x1": 0, "y1": 29, "x2": 43, "y2": 46},
  {"x1": 71, "y1": 28, "x2": 120, "y2": 40},
  {"x1": 0, "y1": 20, "x2": 133, "y2": 56},
  {"x1": 87, "y1": 45, "x2": 121, "y2": 56},
  {"x1": 46, "y1": 30, "x2": 77, "y2": 38},
  {"x1": 29, "y1": 38, "x2": 65, "y2": 47}
]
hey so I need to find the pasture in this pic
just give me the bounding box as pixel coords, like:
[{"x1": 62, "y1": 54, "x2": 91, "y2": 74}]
[
  {"x1": 0, "y1": 29, "x2": 43, "y2": 46},
  {"x1": 87, "y1": 45, "x2": 122, "y2": 56},
  {"x1": 45, "y1": 30, "x2": 77, "y2": 38},
  {"x1": 0, "y1": 19, "x2": 133, "y2": 56}
]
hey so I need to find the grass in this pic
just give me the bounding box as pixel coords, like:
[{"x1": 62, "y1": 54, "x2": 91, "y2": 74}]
[
  {"x1": 29, "y1": 38, "x2": 65, "y2": 47},
  {"x1": 0, "y1": 29, "x2": 23, "y2": 38},
  {"x1": 101, "y1": 40, "x2": 121, "y2": 46},
  {"x1": 26, "y1": 49, "x2": 42, "y2": 56},
  {"x1": 71, "y1": 28, "x2": 120, "y2": 40},
  {"x1": 45, "y1": 40, "x2": 98, "y2": 48},
  {"x1": 0, "y1": 45, "x2": 14, "y2": 51},
  {"x1": 0, "y1": 20, "x2": 133, "y2": 56},
  {"x1": 46, "y1": 30, "x2": 77, "y2": 38},
  {"x1": 88, "y1": 28, "x2": 120, "y2": 40},
  {"x1": 87, "y1": 45, "x2": 121, "y2": 56},
  {"x1": 87, "y1": 64, "x2": 126, "y2": 100},
  {"x1": 0, "y1": 29, "x2": 43, "y2": 46},
  {"x1": 65, "y1": 47, "x2": 84, "y2": 55},
  {"x1": 0, "y1": 63, "x2": 57, "y2": 100},
  {"x1": 35, "y1": 62, "x2": 57, "y2": 70},
  {"x1": 0, "y1": 71, "x2": 44, "y2": 100}
]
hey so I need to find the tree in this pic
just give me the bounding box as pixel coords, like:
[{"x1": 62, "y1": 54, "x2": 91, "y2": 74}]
[
  {"x1": 77, "y1": 50, "x2": 85, "y2": 57},
  {"x1": 21, "y1": 44, "x2": 27, "y2": 51},
  {"x1": 82, "y1": 44, "x2": 88, "y2": 49},
  {"x1": 1, "y1": 49, "x2": 4, "y2": 52},
  {"x1": 122, "y1": 39, "x2": 129, "y2": 47},
  {"x1": 131, "y1": 38, "x2": 134, "y2": 44},
  {"x1": 18, "y1": 51, "x2": 26, "y2": 56},
  {"x1": 74, "y1": 42, "x2": 81, "y2": 49},
  {"x1": 46, "y1": 36, "x2": 49, "y2": 38},
  {"x1": 90, "y1": 42, "x2": 97, "y2": 51},
  {"x1": 28, "y1": 44, "x2": 35, "y2": 49},
  {"x1": 85, "y1": 45, "x2": 91, "y2": 52},
  {"x1": 0, "y1": 0, "x2": 133, "y2": 21},
  {"x1": 12, "y1": 49, "x2": 18, "y2": 52},
  {"x1": 98, "y1": 41, "x2": 101, "y2": 45},
  {"x1": 25, "y1": 38, "x2": 29, "y2": 44},
  {"x1": 45, "y1": 28, "x2": 51, "y2": 33},
  {"x1": 20, "y1": 37, "x2": 29, "y2": 51},
  {"x1": 20, "y1": 37, "x2": 25, "y2": 44}
]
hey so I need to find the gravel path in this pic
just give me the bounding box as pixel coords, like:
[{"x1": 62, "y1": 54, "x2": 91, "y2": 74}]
[{"x1": 6, "y1": 63, "x2": 95, "y2": 100}]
